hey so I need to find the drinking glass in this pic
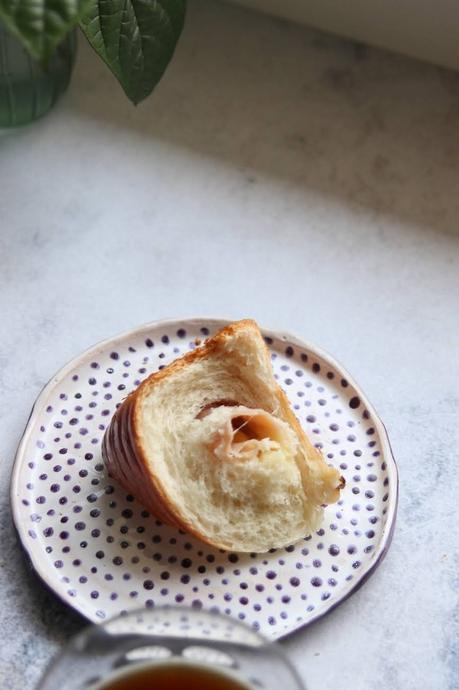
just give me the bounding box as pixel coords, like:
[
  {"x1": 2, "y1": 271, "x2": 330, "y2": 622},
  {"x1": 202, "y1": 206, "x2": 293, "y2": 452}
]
[{"x1": 37, "y1": 606, "x2": 305, "y2": 690}]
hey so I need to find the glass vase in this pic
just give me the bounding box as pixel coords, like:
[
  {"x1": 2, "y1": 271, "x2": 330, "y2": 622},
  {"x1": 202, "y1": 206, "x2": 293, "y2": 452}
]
[{"x1": 0, "y1": 23, "x2": 76, "y2": 127}]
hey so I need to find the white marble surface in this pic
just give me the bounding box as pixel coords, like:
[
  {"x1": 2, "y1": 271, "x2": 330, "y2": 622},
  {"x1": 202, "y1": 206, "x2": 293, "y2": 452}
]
[{"x1": 1, "y1": 1, "x2": 458, "y2": 689}]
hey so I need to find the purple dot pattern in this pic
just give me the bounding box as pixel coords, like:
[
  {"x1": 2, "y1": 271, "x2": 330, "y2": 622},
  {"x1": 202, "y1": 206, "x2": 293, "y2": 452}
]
[{"x1": 12, "y1": 320, "x2": 397, "y2": 639}]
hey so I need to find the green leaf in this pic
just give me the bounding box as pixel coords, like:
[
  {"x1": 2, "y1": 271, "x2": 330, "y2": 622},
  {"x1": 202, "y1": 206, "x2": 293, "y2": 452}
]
[
  {"x1": 80, "y1": 0, "x2": 186, "y2": 105},
  {"x1": 0, "y1": 0, "x2": 91, "y2": 61}
]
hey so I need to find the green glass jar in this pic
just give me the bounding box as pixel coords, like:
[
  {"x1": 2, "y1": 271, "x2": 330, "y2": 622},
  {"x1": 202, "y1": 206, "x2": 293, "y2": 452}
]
[{"x1": 0, "y1": 23, "x2": 77, "y2": 127}]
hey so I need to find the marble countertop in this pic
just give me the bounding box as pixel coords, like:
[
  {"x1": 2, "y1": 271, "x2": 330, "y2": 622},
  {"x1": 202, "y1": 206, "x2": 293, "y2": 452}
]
[{"x1": 1, "y1": 1, "x2": 458, "y2": 688}]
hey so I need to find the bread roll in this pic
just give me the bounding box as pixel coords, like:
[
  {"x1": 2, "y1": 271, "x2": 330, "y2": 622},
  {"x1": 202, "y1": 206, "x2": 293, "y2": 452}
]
[{"x1": 102, "y1": 320, "x2": 343, "y2": 552}]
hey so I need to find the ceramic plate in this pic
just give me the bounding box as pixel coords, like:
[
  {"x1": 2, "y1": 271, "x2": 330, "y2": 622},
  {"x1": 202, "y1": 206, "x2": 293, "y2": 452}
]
[{"x1": 11, "y1": 318, "x2": 398, "y2": 639}]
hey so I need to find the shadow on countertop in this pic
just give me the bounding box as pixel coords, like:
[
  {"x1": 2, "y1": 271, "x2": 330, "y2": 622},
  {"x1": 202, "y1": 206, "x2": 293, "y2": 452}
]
[{"x1": 61, "y1": 0, "x2": 459, "y2": 241}]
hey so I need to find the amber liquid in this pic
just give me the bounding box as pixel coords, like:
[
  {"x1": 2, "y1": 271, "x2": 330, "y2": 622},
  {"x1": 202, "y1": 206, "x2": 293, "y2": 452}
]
[{"x1": 97, "y1": 662, "x2": 252, "y2": 690}]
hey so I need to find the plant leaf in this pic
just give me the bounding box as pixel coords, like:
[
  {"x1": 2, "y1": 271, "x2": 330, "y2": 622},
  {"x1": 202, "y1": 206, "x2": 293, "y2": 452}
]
[
  {"x1": 0, "y1": 0, "x2": 91, "y2": 61},
  {"x1": 80, "y1": 0, "x2": 186, "y2": 105}
]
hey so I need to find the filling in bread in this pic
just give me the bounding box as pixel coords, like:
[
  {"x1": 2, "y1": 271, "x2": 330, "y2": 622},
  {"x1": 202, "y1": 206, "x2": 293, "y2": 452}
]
[{"x1": 209, "y1": 406, "x2": 295, "y2": 463}]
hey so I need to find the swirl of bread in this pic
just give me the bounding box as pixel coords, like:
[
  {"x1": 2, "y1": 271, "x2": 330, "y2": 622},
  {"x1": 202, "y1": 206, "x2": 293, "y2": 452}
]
[{"x1": 102, "y1": 320, "x2": 343, "y2": 552}]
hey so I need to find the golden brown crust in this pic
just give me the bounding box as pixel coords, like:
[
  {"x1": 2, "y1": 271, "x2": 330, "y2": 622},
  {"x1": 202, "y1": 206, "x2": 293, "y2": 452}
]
[
  {"x1": 102, "y1": 394, "x2": 179, "y2": 526},
  {"x1": 103, "y1": 391, "x2": 232, "y2": 548},
  {"x1": 132, "y1": 319, "x2": 260, "y2": 406},
  {"x1": 103, "y1": 321, "x2": 264, "y2": 547},
  {"x1": 102, "y1": 319, "x2": 342, "y2": 548}
]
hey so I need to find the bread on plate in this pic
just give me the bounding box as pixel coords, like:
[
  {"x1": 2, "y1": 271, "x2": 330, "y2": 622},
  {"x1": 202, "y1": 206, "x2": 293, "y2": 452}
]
[{"x1": 102, "y1": 320, "x2": 343, "y2": 552}]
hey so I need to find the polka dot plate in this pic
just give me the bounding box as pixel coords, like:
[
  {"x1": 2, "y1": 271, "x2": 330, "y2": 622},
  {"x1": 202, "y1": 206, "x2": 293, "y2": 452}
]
[{"x1": 11, "y1": 318, "x2": 398, "y2": 639}]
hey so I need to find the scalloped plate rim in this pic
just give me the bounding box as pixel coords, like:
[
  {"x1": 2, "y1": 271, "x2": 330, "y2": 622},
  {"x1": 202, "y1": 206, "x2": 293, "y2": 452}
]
[{"x1": 10, "y1": 317, "x2": 399, "y2": 637}]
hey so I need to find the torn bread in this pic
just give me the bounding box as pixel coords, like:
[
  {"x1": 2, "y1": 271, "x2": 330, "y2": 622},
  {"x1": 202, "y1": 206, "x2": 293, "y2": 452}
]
[{"x1": 102, "y1": 320, "x2": 343, "y2": 552}]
